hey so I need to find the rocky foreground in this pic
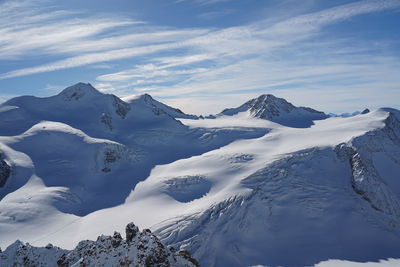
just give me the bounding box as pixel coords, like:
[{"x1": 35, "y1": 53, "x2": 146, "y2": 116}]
[{"x1": 0, "y1": 222, "x2": 198, "y2": 267}]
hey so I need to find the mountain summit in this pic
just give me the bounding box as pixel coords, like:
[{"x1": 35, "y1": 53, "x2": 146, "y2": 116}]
[
  {"x1": 58, "y1": 82, "x2": 103, "y2": 101},
  {"x1": 220, "y1": 94, "x2": 328, "y2": 127}
]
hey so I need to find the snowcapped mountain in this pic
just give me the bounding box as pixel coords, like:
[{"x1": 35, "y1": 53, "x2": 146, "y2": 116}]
[
  {"x1": 0, "y1": 83, "x2": 400, "y2": 267},
  {"x1": 123, "y1": 93, "x2": 200, "y2": 120},
  {"x1": 0, "y1": 82, "x2": 181, "y2": 138},
  {"x1": 0, "y1": 83, "x2": 266, "y2": 216},
  {"x1": 219, "y1": 94, "x2": 328, "y2": 127}
]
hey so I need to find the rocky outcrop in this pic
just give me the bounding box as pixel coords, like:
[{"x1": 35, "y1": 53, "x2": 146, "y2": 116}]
[
  {"x1": 126, "y1": 222, "x2": 139, "y2": 242},
  {"x1": 350, "y1": 151, "x2": 400, "y2": 216},
  {"x1": 137, "y1": 93, "x2": 198, "y2": 119},
  {"x1": 100, "y1": 112, "x2": 113, "y2": 131},
  {"x1": 0, "y1": 154, "x2": 10, "y2": 187},
  {"x1": 111, "y1": 95, "x2": 130, "y2": 118},
  {"x1": 96, "y1": 143, "x2": 142, "y2": 173},
  {"x1": 361, "y1": 108, "x2": 370, "y2": 114},
  {"x1": 0, "y1": 222, "x2": 198, "y2": 267},
  {"x1": 337, "y1": 110, "x2": 400, "y2": 218}
]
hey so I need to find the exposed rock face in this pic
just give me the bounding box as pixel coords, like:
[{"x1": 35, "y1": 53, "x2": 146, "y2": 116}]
[
  {"x1": 0, "y1": 155, "x2": 11, "y2": 187},
  {"x1": 336, "y1": 142, "x2": 400, "y2": 217},
  {"x1": 341, "y1": 110, "x2": 400, "y2": 217},
  {"x1": 351, "y1": 151, "x2": 400, "y2": 215},
  {"x1": 0, "y1": 222, "x2": 198, "y2": 267},
  {"x1": 101, "y1": 112, "x2": 113, "y2": 131},
  {"x1": 111, "y1": 95, "x2": 131, "y2": 118}
]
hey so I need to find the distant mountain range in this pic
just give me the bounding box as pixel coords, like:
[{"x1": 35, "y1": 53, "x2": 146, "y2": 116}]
[{"x1": 1, "y1": 83, "x2": 399, "y2": 267}]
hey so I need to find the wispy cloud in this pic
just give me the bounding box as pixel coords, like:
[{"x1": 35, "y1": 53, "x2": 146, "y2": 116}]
[
  {"x1": 0, "y1": 1, "x2": 143, "y2": 59},
  {"x1": 1, "y1": 0, "x2": 400, "y2": 114},
  {"x1": 2, "y1": 0, "x2": 399, "y2": 78},
  {"x1": 175, "y1": 0, "x2": 232, "y2": 6},
  {"x1": 197, "y1": 9, "x2": 235, "y2": 19},
  {"x1": 264, "y1": 0, "x2": 400, "y2": 35},
  {"x1": 93, "y1": 0, "x2": 400, "y2": 114},
  {"x1": 97, "y1": 54, "x2": 213, "y2": 82}
]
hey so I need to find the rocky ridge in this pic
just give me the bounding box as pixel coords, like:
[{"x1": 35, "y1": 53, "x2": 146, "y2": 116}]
[{"x1": 0, "y1": 222, "x2": 198, "y2": 267}]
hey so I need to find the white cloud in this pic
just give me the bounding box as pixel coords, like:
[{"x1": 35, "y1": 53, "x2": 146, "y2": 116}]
[
  {"x1": 0, "y1": 43, "x2": 185, "y2": 79},
  {"x1": 1, "y1": 0, "x2": 400, "y2": 115},
  {"x1": 175, "y1": 0, "x2": 231, "y2": 6},
  {"x1": 197, "y1": 9, "x2": 235, "y2": 19},
  {"x1": 264, "y1": 0, "x2": 400, "y2": 36},
  {"x1": 0, "y1": 0, "x2": 144, "y2": 59},
  {"x1": 2, "y1": 0, "x2": 399, "y2": 79},
  {"x1": 96, "y1": 54, "x2": 213, "y2": 82}
]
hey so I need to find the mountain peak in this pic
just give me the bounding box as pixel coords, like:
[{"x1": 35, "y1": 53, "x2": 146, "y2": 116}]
[
  {"x1": 138, "y1": 93, "x2": 154, "y2": 104},
  {"x1": 245, "y1": 94, "x2": 295, "y2": 117},
  {"x1": 122, "y1": 93, "x2": 154, "y2": 104},
  {"x1": 122, "y1": 93, "x2": 199, "y2": 119},
  {"x1": 256, "y1": 93, "x2": 279, "y2": 100},
  {"x1": 220, "y1": 93, "x2": 328, "y2": 127},
  {"x1": 59, "y1": 82, "x2": 102, "y2": 101}
]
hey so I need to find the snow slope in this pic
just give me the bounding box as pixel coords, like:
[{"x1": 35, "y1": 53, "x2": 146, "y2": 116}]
[{"x1": 0, "y1": 83, "x2": 399, "y2": 267}]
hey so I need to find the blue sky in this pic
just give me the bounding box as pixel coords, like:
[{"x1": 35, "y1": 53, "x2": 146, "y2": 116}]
[{"x1": 0, "y1": 0, "x2": 399, "y2": 114}]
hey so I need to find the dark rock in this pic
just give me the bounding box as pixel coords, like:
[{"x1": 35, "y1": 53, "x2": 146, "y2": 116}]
[
  {"x1": 100, "y1": 113, "x2": 113, "y2": 131},
  {"x1": 105, "y1": 150, "x2": 118, "y2": 163},
  {"x1": 101, "y1": 167, "x2": 111, "y2": 173},
  {"x1": 57, "y1": 253, "x2": 67, "y2": 267},
  {"x1": 125, "y1": 222, "x2": 139, "y2": 242},
  {"x1": 111, "y1": 232, "x2": 122, "y2": 248},
  {"x1": 1, "y1": 223, "x2": 198, "y2": 266},
  {"x1": 112, "y1": 95, "x2": 131, "y2": 118},
  {"x1": 179, "y1": 250, "x2": 200, "y2": 267},
  {"x1": 0, "y1": 156, "x2": 11, "y2": 187},
  {"x1": 361, "y1": 108, "x2": 370, "y2": 114}
]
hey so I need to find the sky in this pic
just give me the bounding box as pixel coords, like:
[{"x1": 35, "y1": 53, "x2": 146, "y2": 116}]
[{"x1": 0, "y1": 0, "x2": 399, "y2": 115}]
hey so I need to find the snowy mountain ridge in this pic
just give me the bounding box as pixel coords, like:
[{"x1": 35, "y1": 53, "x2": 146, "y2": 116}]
[
  {"x1": 123, "y1": 93, "x2": 199, "y2": 120},
  {"x1": 0, "y1": 83, "x2": 400, "y2": 267}
]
